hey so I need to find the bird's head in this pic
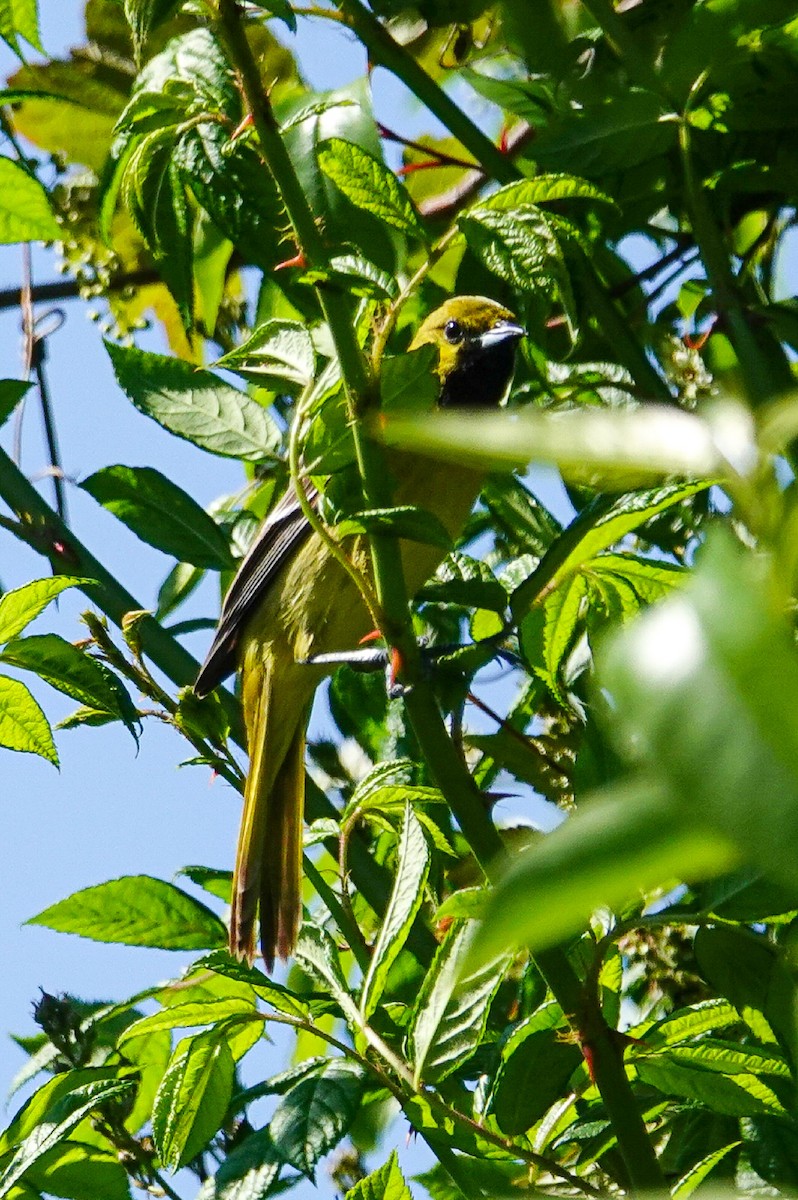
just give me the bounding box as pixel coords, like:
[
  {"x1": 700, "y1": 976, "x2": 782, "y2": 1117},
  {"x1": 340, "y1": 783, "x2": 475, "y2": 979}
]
[{"x1": 409, "y1": 295, "x2": 525, "y2": 410}]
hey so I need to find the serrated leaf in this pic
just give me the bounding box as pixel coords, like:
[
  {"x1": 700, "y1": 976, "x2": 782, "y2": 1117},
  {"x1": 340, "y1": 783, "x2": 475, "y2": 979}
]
[
  {"x1": 318, "y1": 137, "x2": 422, "y2": 238},
  {"x1": 294, "y1": 923, "x2": 357, "y2": 1020},
  {"x1": 635, "y1": 1058, "x2": 785, "y2": 1117},
  {"x1": 25, "y1": 1141, "x2": 131, "y2": 1200},
  {"x1": 193, "y1": 951, "x2": 310, "y2": 1017},
  {"x1": 197, "y1": 1128, "x2": 280, "y2": 1200},
  {"x1": 511, "y1": 482, "x2": 709, "y2": 624},
  {"x1": 0, "y1": 634, "x2": 136, "y2": 725},
  {"x1": 152, "y1": 1030, "x2": 235, "y2": 1170},
  {"x1": 360, "y1": 805, "x2": 430, "y2": 1018},
  {"x1": 0, "y1": 577, "x2": 85, "y2": 644},
  {"x1": 0, "y1": 1076, "x2": 134, "y2": 1199},
  {"x1": 482, "y1": 173, "x2": 614, "y2": 211},
  {"x1": 81, "y1": 465, "x2": 233, "y2": 569},
  {"x1": 119, "y1": 998, "x2": 258, "y2": 1047},
  {"x1": 0, "y1": 675, "x2": 57, "y2": 764},
  {"x1": 324, "y1": 254, "x2": 398, "y2": 299},
  {"x1": 635, "y1": 998, "x2": 741, "y2": 1049},
  {"x1": 177, "y1": 865, "x2": 232, "y2": 903},
  {"x1": 106, "y1": 342, "x2": 281, "y2": 461},
  {"x1": 0, "y1": 158, "x2": 59, "y2": 243},
  {"x1": 409, "y1": 920, "x2": 510, "y2": 1086},
  {"x1": 490, "y1": 1022, "x2": 581, "y2": 1135},
  {"x1": 419, "y1": 552, "x2": 506, "y2": 612},
  {"x1": 269, "y1": 1060, "x2": 366, "y2": 1178},
  {"x1": 345, "y1": 1150, "x2": 411, "y2": 1200},
  {"x1": 335, "y1": 505, "x2": 453, "y2": 550},
  {"x1": 215, "y1": 320, "x2": 315, "y2": 390},
  {"x1": 28, "y1": 875, "x2": 227, "y2": 950}
]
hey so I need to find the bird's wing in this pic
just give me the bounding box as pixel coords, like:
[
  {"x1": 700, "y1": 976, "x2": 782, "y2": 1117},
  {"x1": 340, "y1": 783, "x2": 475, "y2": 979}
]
[{"x1": 194, "y1": 483, "x2": 316, "y2": 695}]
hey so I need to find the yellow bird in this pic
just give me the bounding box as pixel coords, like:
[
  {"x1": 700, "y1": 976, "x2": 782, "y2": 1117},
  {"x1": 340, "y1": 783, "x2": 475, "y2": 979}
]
[{"x1": 195, "y1": 296, "x2": 524, "y2": 969}]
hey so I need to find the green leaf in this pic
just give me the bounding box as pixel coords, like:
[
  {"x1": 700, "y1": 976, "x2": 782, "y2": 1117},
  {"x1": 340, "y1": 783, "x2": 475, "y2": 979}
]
[
  {"x1": 379, "y1": 406, "x2": 723, "y2": 488},
  {"x1": 105, "y1": 342, "x2": 281, "y2": 462},
  {"x1": 0, "y1": 1076, "x2": 134, "y2": 1199},
  {"x1": 335, "y1": 506, "x2": 453, "y2": 551},
  {"x1": 0, "y1": 158, "x2": 59, "y2": 243},
  {"x1": 635, "y1": 1058, "x2": 785, "y2": 1117},
  {"x1": 521, "y1": 571, "x2": 587, "y2": 701},
  {"x1": 533, "y1": 89, "x2": 671, "y2": 174},
  {"x1": 461, "y1": 202, "x2": 569, "y2": 309},
  {"x1": 269, "y1": 1060, "x2": 366, "y2": 1178},
  {"x1": 294, "y1": 922, "x2": 358, "y2": 1020},
  {"x1": 122, "y1": 129, "x2": 193, "y2": 327},
  {"x1": 483, "y1": 173, "x2": 614, "y2": 211},
  {"x1": 360, "y1": 805, "x2": 430, "y2": 1018},
  {"x1": 318, "y1": 137, "x2": 423, "y2": 238},
  {"x1": 693, "y1": 926, "x2": 795, "y2": 1049},
  {"x1": 0, "y1": 577, "x2": 86, "y2": 644},
  {"x1": 652, "y1": 1040, "x2": 790, "y2": 1078},
  {"x1": 345, "y1": 1150, "x2": 411, "y2": 1200},
  {"x1": 0, "y1": 634, "x2": 136, "y2": 725},
  {"x1": 0, "y1": 0, "x2": 42, "y2": 53},
  {"x1": 0, "y1": 379, "x2": 31, "y2": 428},
  {"x1": 26, "y1": 1141, "x2": 132, "y2": 1200},
  {"x1": 152, "y1": 1030, "x2": 236, "y2": 1170},
  {"x1": 0, "y1": 675, "x2": 57, "y2": 764},
  {"x1": 27, "y1": 875, "x2": 227, "y2": 950},
  {"x1": 310, "y1": 253, "x2": 398, "y2": 299},
  {"x1": 671, "y1": 1141, "x2": 741, "y2": 1200},
  {"x1": 380, "y1": 346, "x2": 438, "y2": 414},
  {"x1": 124, "y1": 0, "x2": 182, "y2": 58},
  {"x1": 215, "y1": 320, "x2": 315, "y2": 391},
  {"x1": 193, "y1": 951, "x2": 310, "y2": 1017},
  {"x1": 408, "y1": 920, "x2": 510, "y2": 1086},
  {"x1": 469, "y1": 778, "x2": 735, "y2": 966},
  {"x1": 418, "y1": 553, "x2": 507, "y2": 612},
  {"x1": 636, "y1": 998, "x2": 742, "y2": 1049},
  {"x1": 490, "y1": 1021, "x2": 581, "y2": 1135},
  {"x1": 118, "y1": 998, "x2": 258, "y2": 1047},
  {"x1": 81, "y1": 466, "x2": 233, "y2": 569},
  {"x1": 196, "y1": 1128, "x2": 280, "y2": 1200},
  {"x1": 177, "y1": 866, "x2": 232, "y2": 903},
  {"x1": 511, "y1": 482, "x2": 709, "y2": 623}
]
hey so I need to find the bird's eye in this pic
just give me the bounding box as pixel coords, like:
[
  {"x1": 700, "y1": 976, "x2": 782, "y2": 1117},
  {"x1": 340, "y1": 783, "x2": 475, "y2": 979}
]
[{"x1": 444, "y1": 319, "x2": 464, "y2": 344}]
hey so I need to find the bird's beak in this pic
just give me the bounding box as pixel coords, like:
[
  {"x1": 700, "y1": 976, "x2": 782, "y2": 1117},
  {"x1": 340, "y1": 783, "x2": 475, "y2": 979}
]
[{"x1": 477, "y1": 321, "x2": 526, "y2": 349}]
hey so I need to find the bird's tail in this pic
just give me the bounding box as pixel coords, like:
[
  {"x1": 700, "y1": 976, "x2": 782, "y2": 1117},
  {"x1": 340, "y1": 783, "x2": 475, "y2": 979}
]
[{"x1": 231, "y1": 649, "x2": 309, "y2": 970}]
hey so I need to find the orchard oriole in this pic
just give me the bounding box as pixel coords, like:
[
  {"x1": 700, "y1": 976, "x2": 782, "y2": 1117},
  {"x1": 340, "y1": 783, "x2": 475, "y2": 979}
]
[{"x1": 195, "y1": 295, "x2": 524, "y2": 968}]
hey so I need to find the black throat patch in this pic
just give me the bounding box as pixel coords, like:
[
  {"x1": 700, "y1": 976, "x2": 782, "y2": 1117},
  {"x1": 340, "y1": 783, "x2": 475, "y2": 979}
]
[{"x1": 439, "y1": 337, "x2": 517, "y2": 409}]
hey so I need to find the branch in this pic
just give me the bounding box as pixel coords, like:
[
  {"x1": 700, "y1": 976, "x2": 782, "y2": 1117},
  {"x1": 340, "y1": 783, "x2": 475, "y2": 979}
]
[{"x1": 0, "y1": 267, "x2": 161, "y2": 313}]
